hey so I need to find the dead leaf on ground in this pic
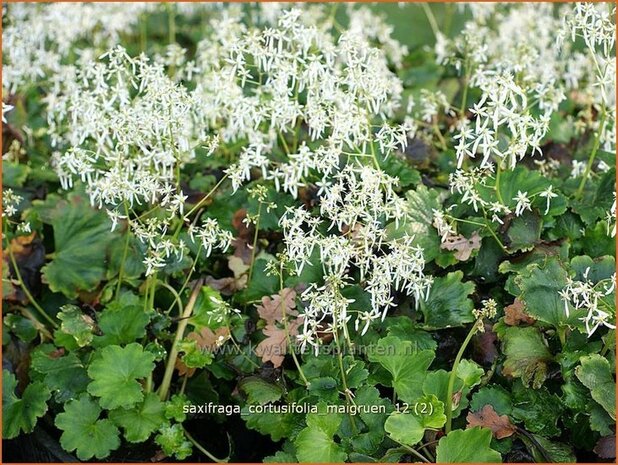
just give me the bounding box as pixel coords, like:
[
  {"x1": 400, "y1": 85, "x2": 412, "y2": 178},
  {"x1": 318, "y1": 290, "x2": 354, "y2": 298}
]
[
  {"x1": 594, "y1": 436, "x2": 616, "y2": 459},
  {"x1": 255, "y1": 318, "x2": 302, "y2": 368},
  {"x1": 467, "y1": 405, "x2": 516, "y2": 439},
  {"x1": 256, "y1": 288, "x2": 297, "y2": 326},
  {"x1": 473, "y1": 322, "x2": 499, "y2": 365},
  {"x1": 504, "y1": 299, "x2": 536, "y2": 326},
  {"x1": 205, "y1": 256, "x2": 250, "y2": 295},
  {"x1": 440, "y1": 231, "x2": 482, "y2": 261}
]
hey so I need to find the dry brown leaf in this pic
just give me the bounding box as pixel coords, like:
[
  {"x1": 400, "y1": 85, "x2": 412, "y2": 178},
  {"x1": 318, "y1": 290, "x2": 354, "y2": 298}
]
[
  {"x1": 504, "y1": 299, "x2": 536, "y2": 326},
  {"x1": 255, "y1": 318, "x2": 302, "y2": 368},
  {"x1": 188, "y1": 326, "x2": 231, "y2": 351},
  {"x1": 473, "y1": 322, "x2": 499, "y2": 364},
  {"x1": 256, "y1": 288, "x2": 297, "y2": 326},
  {"x1": 594, "y1": 436, "x2": 616, "y2": 459},
  {"x1": 440, "y1": 231, "x2": 482, "y2": 261},
  {"x1": 205, "y1": 256, "x2": 250, "y2": 295},
  {"x1": 466, "y1": 405, "x2": 516, "y2": 439}
]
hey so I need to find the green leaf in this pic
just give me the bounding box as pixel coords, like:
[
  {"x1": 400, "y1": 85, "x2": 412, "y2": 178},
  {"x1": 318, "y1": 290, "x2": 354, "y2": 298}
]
[
  {"x1": 35, "y1": 193, "x2": 116, "y2": 298},
  {"x1": 589, "y1": 402, "x2": 614, "y2": 435},
  {"x1": 30, "y1": 344, "x2": 89, "y2": 402},
  {"x1": 470, "y1": 386, "x2": 513, "y2": 416},
  {"x1": 3, "y1": 314, "x2": 37, "y2": 342},
  {"x1": 347, "y1": 386, "x2": 390, "y2": 454},
  {"x1": 87, "y1": 343, "x2": 155, "y2": 409},
  {"x1": 506, "y1": 210, "x2": 542, "y2": 252},
  {"x1": 387, "y1": 184, "x2": 442, "y2": 262},
  {"x1": 110, "y1": 393, "x2": 166, "y2": 443},
  {"x1": 575, "y1": 354, "x2": 616, "y2": 420},
  {"x1": 94, "y1": 303, "x2": 150, "y2": 347},
  {"x1": 385, "y1": 394, "x2": 445, "y2": 446},
  {"x1": 478, "y1": 165, "x2": 566, "y2": 218},
  {"x1": 106, "y1": 233, "x2": 146, "y2": 283},
  {"x1": 570, "y1": 255, "x2": 615, "y2": 282},
  {"x1": 384, "y1": 317, "x2": 437, "y2": 351},
  {"x1": 419, "y1": 271, "x2": 475, "y2": 328},
  {"x1": 368, "y1": 336, "x2": 434, "y2": 403},
  {"x1": 178, "y1": 338, "x2": 213, "y2": 368},
  {"x1": 456, "y1": 359, "x2": 484, "y2": 388},
  {"x1": 155, "y1": 424, "x2": 193, "y2": 460},
  {"x1": 165, "y1": 394, "x2": 188, "y2": 422},
  {"x1": 422, "y1": 370, "x2": 469, "y2": 418},
  {"x1": 295, "y1": 408, "x2": 347, "y2": 463},
  {"x1": 3, "y1": 162, "x2": 31, "y2": 188},
  {"x1": 55, "y1": 394, "x2": 120, "y2": 460},
  {"x1": 498, "y1": 326, "x2": 552, "y2": 389},
  {"x1": 436, "y1": 427, "x2": 502, "y2": 462},
  {"x1": 3, "y1": 370, "x2": 50, "y2": 439},
  {"x1": 243, "y1": 408, "x2": 303, "y2": 441},
  {"x1": 239, "y1": 377, "x2": 284, "y2": 405},
  {"x1": 524, "y1": 435, "x2": 576, "y2": 463},
  {"x1": 511, "y1": 382, "x2": 563, "y2": 437},
  {"x1": 57, "y1": 305, "x2": 95, "y2": 347},
  {"x1": 515, "y1": 258, "x2": 585, "y2": 329}
]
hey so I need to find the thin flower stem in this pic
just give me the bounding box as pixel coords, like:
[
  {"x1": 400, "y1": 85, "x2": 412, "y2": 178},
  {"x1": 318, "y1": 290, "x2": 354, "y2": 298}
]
[
  {"x1": 158, "y1": 278, "x2": 204, "y2": 401},
  {"x1": 183, "y1": 426, "x2": 229, "y2": 463},
  {"x1": 445, "y1": 322, "x2": 479, "y2": 433},
  {"x1": 247, "y1": 201, "x2": 262, "y2": 285},
  {"x1": 173, "y1": 174, "x2": 229, "y2": 240},
  {"x1": 576, "y1": 111, "x2": 606, "y2": 199},
  {"x1": 494, "y1": 162, "x2": 505, "y2": 205},
  {"x1": 165, "y1": 245, "x2": 203, "y2": 314},
  {"x1": 421, "y1": 3, "x2": 440, "y2": 40},
  {"x1": 395, "y1": 442, "x2": 431, "y2": 463},
  {"x1": 333, "y1": 327, "x2": 358, "y2": 434},
  {"x1": 279, "y1": 262, "x2": 310, "y2": 387},
  {"x1": 115, "y1": 202, "x2": 131, "y2": 299},
  {"x1": 7, "y1": 245, "x2": 58, "y2": 329}
]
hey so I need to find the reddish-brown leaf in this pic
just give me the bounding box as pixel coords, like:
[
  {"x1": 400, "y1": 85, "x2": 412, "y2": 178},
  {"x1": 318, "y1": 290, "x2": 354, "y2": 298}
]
[
  {"x1": 504, "y1": 299, "x2": 536, "y2": 326},
  {"x1": 255, "y1": 317, "x2": 302, "y2": 368},
  {"x1": 256, "y1": 288, "x2": 297, "y2": 326},
  {"x1": 467, "y1": 405, "x2": 516, "y2": 439}
]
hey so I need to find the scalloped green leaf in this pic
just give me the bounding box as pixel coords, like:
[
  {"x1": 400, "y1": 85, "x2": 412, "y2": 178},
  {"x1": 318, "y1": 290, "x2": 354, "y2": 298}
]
[
  {"x1": 575, "y1": 354, "x2": 616, "y2": 420},
  {"x1": 386, "y1": 184, "x2": 442, "y2": 262},
  {"x1": 295, "y1": 407, "x2": 347, "y2": 463},
  {"x1": 55, "y1": 394, "x2": 120, "y2": 460},
  {"x1": 419, "y1": 271, "x2": 475, "y2": 328},
  {"x1": 368, "y1": 336, "x2": 435, "y2": 403},
  {"x1": 30, "y1": 344, "x2": 89, "y2": 402},
  {"x1": 239, "y1": 376, "x2": 284, "y2": 405},
  {"x1": 498, "y1": 326, "x2": 552, "y2": 389},
  {"x1": 436, "y1": 427, "x2": 502, "y2": 463},
  {"x1": 515, "y1": 258, "x2": 585, "y2": 329},
  {"x1": 57, "y1": 304, "x2": 95, "y2": 347},
  {"x1": 34, "y1": 193, "x2": 116, "y2": 298},
  {"x1": 385, "y1": 394, "x2": 445, "y2": 446},
  {"x1": 87, "y1": 343, "x2": 155, "y2": 410},
  {"x1": 110, "y1": 393, "x2": 166, "y2": 443},
  {"x1": 94, "y1": 302, "x2": 151, "y2": 347},
  {"x1": 3, "y1": 370, "x2": 50, "y2": 439},
  {"x1": 155, "y1": 424, "x2": 193, "y2": 460}
]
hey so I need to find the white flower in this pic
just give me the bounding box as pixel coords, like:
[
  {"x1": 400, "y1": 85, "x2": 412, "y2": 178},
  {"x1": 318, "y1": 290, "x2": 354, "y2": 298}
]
[
  {"x1": 538, "y1": 185, "x2": 558, "y2": 215},
  {"x1": 513, "y1": 190, "x2": 531, "y2": 216}
]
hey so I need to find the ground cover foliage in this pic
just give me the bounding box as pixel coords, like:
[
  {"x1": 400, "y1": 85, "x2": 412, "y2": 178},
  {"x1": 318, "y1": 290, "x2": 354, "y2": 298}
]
[{"x1": 1, "y1": 3, "x2": 616, "y2": 463}]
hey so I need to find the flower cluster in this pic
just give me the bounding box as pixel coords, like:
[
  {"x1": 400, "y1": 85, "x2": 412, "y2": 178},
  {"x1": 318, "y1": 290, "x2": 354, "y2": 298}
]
[
  {"x1": 281, "y1": 165, "x2": 432, "y2": 349},
  {"x1": 561, "y1": 268, "x2": 616, "y2": 336}
]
